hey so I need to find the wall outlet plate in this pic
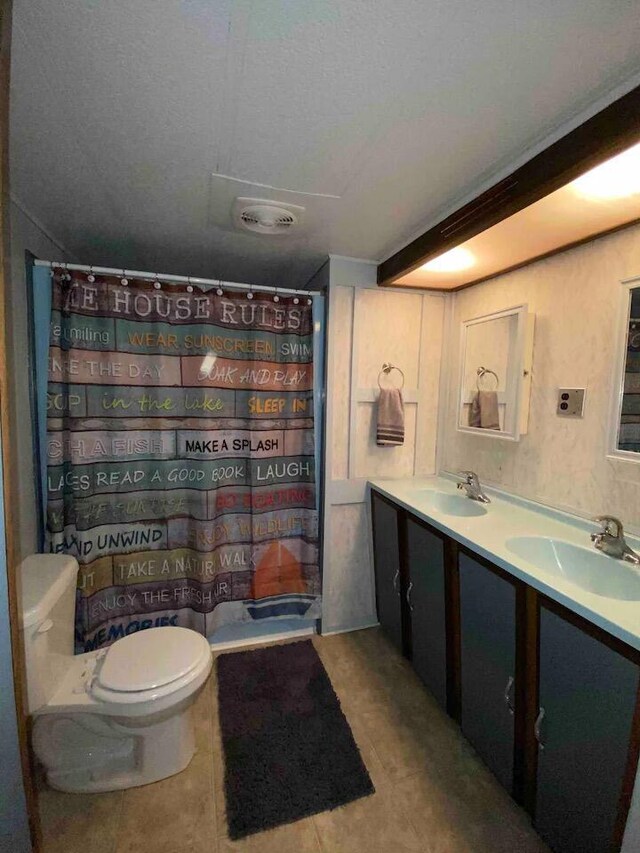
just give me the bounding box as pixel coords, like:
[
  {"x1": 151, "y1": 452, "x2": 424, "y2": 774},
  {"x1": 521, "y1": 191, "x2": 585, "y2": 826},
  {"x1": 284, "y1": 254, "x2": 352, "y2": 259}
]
[{"x1": 557, "y1": 388, "x2": 585, "y2": 417}]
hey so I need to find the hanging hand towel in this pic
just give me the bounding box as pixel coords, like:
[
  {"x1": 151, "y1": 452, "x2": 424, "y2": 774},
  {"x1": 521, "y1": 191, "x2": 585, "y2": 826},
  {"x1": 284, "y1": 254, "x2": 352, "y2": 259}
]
[
  {"x1": 479, "y1": 390, "x2": 500, "y2": 429},
  {"x1": 377, "y1": 388, "x2": 405, "y2": 446},
  {"x1": 469, "y1": 390, "x2": 500, "y2": 430},
  {"x1": 468, "y1": 393, "x2": 481, "y2": 427}
]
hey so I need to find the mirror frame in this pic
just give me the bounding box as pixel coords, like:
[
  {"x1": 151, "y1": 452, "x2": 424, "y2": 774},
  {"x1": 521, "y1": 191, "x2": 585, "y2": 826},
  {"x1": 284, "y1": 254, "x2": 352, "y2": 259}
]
[
  {"x1": 457, "y1": 303, "x2": 530, "y2": 442},
  {"x1": 607, "y1": 274, "x2": 640, "y2": 463}
]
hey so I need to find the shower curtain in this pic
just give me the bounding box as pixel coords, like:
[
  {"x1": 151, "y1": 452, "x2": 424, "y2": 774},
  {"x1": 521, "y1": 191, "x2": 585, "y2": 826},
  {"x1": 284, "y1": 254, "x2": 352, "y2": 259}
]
[{"x1": 44, "y1": 268, "x2": 320, "y2": 651}]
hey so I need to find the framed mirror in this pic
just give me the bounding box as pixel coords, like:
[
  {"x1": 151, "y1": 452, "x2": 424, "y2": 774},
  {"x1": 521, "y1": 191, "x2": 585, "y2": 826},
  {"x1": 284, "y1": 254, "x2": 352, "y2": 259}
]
[
  {"x1": 609, "y1": 275, "x2": 640, "y2": 460},
  {"x1": 457, "y1": 304, "x2": 534, "y2": 442}
]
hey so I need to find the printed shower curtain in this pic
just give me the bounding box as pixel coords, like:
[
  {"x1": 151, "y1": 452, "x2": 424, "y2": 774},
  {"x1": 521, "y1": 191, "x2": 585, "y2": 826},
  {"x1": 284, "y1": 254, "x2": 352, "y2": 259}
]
[{"x1": 46, "y1": 269, "x2": 320, "y2": 651}]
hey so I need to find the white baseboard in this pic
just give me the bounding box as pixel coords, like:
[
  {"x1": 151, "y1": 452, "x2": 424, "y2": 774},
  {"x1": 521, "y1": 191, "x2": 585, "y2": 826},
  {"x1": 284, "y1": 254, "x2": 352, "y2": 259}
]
[
  {"x1": 210, "y1": 624, "x2": 315, "y2": 653},
  {"x1": 320, "y1": 620, "x2": 380, "y2": 637}
]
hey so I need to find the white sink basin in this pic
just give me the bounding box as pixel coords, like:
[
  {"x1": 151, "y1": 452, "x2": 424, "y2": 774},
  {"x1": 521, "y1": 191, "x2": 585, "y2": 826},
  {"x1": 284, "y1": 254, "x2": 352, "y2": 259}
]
[
  {"x1": 506, "y1": 536, "x2": 640, "y2": 601},
  {"x1": 420, "y1": 490, "x2": 488, "y2": 518}
]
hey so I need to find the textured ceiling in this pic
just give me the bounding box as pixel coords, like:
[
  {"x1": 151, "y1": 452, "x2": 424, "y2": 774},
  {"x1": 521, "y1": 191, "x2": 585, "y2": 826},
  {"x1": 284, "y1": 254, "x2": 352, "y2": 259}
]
[{"x1": 9, "y1": 0, "x2": 640, "y2": 287}]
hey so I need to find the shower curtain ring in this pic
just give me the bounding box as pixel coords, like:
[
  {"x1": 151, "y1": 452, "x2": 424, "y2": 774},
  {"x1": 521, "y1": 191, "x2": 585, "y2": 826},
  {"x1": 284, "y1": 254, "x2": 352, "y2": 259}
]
[
  {"x1": 153, "y1": 275, "x2": 162, "y2": 290},
  {"x1": 121, "y1": 270, "x2": 128, "y2": 286},
  {"x1": 216, "y1": 279, "x2": 223, "y2": 296},
  {"x1": 87, "y1": 266, "x2": 95, "y2": 283},
  {"x1": 273, "y1": 287, "x2": 280, "y2": 303},
  {"x1": 186, "y1": 276, "x2": 193, "y2": 293},
  {"x1": 247, "y1": 283, "x2": 254, "y2": 300}
]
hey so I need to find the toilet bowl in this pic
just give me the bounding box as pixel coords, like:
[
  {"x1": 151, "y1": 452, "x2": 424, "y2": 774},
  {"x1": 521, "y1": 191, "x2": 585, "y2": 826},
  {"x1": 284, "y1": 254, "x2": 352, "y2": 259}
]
[{"x1": 19, "y1": 555, "x2": 213, "y2": 793}]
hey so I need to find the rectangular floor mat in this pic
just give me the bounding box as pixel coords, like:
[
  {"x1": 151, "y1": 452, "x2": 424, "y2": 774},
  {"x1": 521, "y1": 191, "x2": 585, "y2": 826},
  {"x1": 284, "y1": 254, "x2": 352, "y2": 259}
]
[{"x1": 217, "y1": 639, "x2": 375, "y2": 839}]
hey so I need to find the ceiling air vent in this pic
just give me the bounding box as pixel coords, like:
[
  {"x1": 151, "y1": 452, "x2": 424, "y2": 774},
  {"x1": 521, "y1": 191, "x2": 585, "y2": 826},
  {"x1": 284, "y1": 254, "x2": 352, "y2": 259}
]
[{"x1": 232, "y1": 197, "x2": 305, "y2": 235}]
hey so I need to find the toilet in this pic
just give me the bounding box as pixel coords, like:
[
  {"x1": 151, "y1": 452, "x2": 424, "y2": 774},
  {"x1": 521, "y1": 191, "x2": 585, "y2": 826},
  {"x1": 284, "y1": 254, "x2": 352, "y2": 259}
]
[{"x1": 19, "y1": 554, "x2": 212, "y2": 793}]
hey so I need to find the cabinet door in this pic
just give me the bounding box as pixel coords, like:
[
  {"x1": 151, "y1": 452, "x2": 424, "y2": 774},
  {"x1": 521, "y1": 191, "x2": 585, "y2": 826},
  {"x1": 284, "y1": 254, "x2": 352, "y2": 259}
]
[
  {"x1": 459, "y1": 552, "x2": 517, "y2": 792},
  {"x1": 371, "y1": 492, "x2": 403, "y2": 653},
  {"x1": 406, "y1": 517, "x2": 447, "y2": 711},
  {"x1": 535, "y1": 607, "x2": 639, "y2": 853}
]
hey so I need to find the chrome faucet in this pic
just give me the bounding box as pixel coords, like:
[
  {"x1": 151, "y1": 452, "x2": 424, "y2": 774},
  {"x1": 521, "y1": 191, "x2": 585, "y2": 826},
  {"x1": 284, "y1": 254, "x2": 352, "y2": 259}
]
[
  {"x1": 590, "y1": 516, "x2": 640, "y2": 565},
  {"x1": 457, "y1": 471, "x2": 491, "y2": 504}
]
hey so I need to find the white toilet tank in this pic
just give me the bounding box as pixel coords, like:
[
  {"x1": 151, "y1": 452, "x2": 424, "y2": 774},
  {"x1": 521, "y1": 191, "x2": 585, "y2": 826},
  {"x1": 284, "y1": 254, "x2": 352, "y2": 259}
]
[{"x1": 19, "y1": 554, "x2": 79, "y2": 713}]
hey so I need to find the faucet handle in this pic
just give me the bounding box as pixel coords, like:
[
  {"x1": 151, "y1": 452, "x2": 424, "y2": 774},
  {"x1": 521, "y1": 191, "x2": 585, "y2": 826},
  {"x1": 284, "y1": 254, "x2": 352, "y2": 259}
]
[
  {"x1": 592, "y1": 516, "x2": 624, "y2": 537},
  {"x1": 458, "y1": 470, "x2": 477, "y2": 483},
  {"x1": 623, "y1": 549, "x2": 640, "y2": 566}
]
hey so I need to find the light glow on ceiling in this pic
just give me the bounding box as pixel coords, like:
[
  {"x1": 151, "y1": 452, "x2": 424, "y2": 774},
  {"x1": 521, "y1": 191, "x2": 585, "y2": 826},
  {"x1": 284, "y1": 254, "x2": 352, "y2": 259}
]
[
  {"x1": 571, "y1": 141, "x2": 640, "y2": 200},
  {"x1": 421, "y1": 247, "x2": 476, "y2": 273}
]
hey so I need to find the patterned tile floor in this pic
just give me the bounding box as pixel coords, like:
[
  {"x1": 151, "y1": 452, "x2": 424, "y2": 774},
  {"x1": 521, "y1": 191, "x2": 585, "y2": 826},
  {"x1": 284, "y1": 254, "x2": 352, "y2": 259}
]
[{"x1": 38, "y1": 628, "x2": 549, "y2": 852}]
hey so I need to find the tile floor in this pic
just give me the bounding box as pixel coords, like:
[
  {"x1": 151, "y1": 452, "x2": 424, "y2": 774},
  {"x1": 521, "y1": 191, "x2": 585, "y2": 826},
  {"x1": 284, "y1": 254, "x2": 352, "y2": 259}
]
[{"x1": 37, "y1": 628, "x2": 549, "y2": 853}]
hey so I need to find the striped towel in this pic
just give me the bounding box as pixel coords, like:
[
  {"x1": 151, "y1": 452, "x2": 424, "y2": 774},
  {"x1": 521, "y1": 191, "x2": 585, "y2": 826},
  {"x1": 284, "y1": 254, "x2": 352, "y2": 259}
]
[{"x1": 377, "y1": 388, "x2": 404, "y2": 446}]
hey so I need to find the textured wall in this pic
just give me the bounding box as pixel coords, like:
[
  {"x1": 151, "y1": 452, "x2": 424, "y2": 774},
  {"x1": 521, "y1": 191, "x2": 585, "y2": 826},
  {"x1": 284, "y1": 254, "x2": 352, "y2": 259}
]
[
  {"x1": 441, "y1": 221, "x2": 640, "y2": 531},
  {"x1": 322, "y1": 257, "x2": 445, "y2": 634}
]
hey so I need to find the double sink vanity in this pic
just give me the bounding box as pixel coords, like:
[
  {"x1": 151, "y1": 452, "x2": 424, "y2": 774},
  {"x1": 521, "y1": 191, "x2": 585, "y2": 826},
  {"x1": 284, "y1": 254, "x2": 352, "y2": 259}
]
[{"x1": 368, "y1": 474, "x2": 640, "y2": 853}]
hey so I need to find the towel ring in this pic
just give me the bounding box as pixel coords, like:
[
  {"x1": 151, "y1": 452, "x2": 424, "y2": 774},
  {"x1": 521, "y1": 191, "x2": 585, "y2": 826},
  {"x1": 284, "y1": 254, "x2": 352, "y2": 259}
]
[
  {"x1": 378, "y1": 362, "x2": 405, "y2": 390},
  {"x1": 476, "y1": 366, "x2": 499, "y2": 390}
]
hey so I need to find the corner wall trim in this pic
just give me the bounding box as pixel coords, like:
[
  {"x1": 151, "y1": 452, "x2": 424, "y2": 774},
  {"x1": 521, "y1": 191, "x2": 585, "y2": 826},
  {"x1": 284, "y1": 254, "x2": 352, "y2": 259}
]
[{"x1": 9, "y1": 193, "x2": 76, "y2": 261}]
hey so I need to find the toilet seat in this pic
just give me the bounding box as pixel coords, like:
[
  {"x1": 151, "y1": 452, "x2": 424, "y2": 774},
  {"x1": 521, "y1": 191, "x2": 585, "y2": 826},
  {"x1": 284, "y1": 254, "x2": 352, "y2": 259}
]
[
  {"x1": 91, "y1": 627, "x2": 212, "y2": 706},
  {"x1": 97, "y1": 627, "x2": 208, "y2": 692}
]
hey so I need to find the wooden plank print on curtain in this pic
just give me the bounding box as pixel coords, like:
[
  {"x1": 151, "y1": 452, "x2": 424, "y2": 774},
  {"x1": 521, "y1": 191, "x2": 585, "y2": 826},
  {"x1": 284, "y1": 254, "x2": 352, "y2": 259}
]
[{"x1": 46, "y1": 270, "x2": 320, "y2": 652}]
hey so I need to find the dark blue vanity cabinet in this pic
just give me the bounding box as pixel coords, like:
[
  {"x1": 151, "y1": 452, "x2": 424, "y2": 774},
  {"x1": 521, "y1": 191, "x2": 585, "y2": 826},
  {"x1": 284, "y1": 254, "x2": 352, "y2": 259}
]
[
  {"x1": 406, "y1": 517, "x2": 448, "y2": 712},
  {"x1": 371, "y1": 493, "x2": 451, "y2": 710},
  {"x1": 370, "y1": 490, "x2": 404, "y2": 654},
  {"x1": 368, "y1": 487, "x2": 640, "y2": 853},
  {"x1": 533, "y1": 604, "x2": 640, "y2": 853},
  {"x1": 459, "y1": 551, "x2": 520, "y2": 793}
]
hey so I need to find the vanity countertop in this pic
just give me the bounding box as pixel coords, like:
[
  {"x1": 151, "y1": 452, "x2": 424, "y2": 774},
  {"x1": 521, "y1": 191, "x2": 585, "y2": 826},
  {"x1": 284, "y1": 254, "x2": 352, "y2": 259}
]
[{"x1": 368, "y1": 475, "x2": 640, "y2": 651}]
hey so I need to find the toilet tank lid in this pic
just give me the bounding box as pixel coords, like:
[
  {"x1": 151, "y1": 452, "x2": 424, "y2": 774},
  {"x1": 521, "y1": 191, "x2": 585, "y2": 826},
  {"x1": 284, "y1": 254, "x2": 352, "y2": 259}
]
[{"x1": 19, "y1": 555, "x2": 79, "y2": 629}]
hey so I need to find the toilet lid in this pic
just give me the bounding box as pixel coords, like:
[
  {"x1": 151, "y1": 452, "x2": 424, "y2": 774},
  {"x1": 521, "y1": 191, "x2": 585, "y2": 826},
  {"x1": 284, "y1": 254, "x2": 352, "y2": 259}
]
[{"x1": 97, "y1": 627, "x2": 208, "y2": 692}]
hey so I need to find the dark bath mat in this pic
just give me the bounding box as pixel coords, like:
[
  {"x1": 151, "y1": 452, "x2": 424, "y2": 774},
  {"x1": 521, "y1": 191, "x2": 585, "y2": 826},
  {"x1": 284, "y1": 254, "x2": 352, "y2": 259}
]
[{"x1": 216, "y1": 639, "x2": 375, "y2": 839}]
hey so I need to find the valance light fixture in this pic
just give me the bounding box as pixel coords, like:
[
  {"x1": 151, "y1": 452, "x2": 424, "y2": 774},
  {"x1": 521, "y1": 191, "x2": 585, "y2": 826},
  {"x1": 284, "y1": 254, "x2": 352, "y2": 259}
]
[
  {"x1": 571, "y1": 141, "x2": 640, "y2": 200},
  {"x1": 421, "y1": 247, "x2": 476, "y2": 273}
]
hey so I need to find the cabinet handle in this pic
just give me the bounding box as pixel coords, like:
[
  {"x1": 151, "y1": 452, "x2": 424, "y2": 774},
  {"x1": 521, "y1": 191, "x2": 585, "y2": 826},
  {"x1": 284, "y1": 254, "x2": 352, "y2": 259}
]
[
  {"x1": 503, "y1": 675, "x2": 514, "y2": 716},
  {"x1": 534, "y1": 707, "x2": 545, "y2": 750},
  {"x1": 406, "y1": 581, "x2": 414, "y2": 611},
  {"x1": 392, "y1": 569, "x2": 400, "y2": 596}
]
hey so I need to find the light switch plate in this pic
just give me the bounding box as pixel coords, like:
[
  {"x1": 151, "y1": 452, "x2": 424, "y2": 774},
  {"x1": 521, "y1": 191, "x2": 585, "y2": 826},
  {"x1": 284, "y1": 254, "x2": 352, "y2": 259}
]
[{"x1": 557, "y1": 388, "x2": 585, "y2": 417}]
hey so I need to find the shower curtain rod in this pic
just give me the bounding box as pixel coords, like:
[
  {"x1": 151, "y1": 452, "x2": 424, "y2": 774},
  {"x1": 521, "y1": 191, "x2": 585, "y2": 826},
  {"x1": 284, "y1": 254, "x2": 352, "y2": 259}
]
[{"x1": 33, "y1": 260, "x2": 318, "y2": 298}]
